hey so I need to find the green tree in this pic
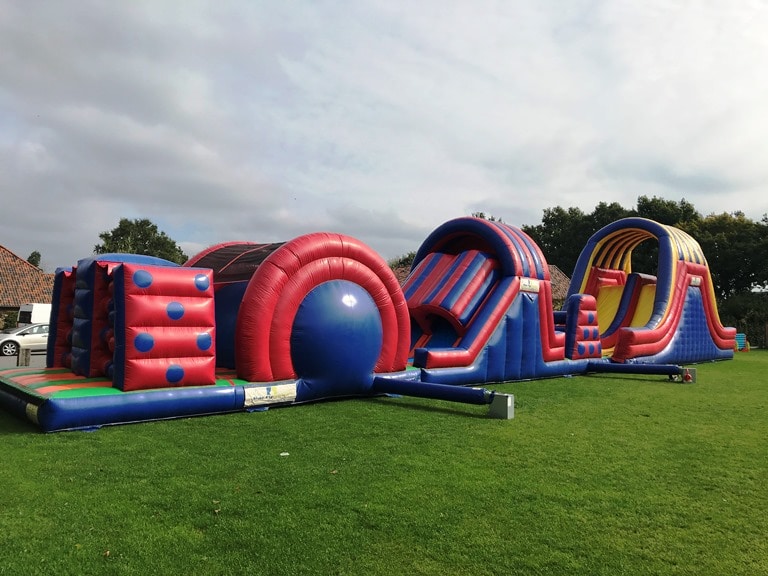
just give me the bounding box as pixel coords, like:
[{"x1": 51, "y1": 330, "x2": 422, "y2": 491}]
[
  {"x1": 94, "y1": 218, "x2": 188, "y2": 264},
  {"x1": 2, "y1": 311, "x2": 17, "y2": 330},
  {"x1": 523, "y1": 206, "x2": 593, "y2": 274},
  {"x1": 718, "y1": 291, "x2": 768, "y2": 349},
  {"x1": 589, "y1": 201, "x2": 632, "y2": 231},
  {"x1": 388, "y1": 251, "x2": 416, "y2": 270},
  {"x1": 471, "y1": 211, "x2": 503, "y2": 222},
  {"x1": 682, "y1": 212, "x2": 768, "y2": 299},
  {"x1": 523, "y1": 197, "x2": 706, "y2": 277},
  {"x1": 521, "y1": 195, "x2": 768, "y2": 303},
  {"x1": 635, "y1": 196, "x2": 700, "y2": 225},
  {"x1": 26, "y1": 251, "x2": 41, "y2": 267}
]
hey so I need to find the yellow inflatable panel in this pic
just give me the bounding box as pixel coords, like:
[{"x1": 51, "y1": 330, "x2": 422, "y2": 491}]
[
  {"x1": 630, "y1": 284, "x2": 656, "y2": 327},
  {"x1": 596, "y1": 285, "x2": 623, "y2": 333}
]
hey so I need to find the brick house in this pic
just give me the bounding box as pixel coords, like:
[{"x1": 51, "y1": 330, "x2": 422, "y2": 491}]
[
  {"x1": 0, "y1": 245, "x2": 55, "y2": 321},
  {"x1": 547, "y1": 264, "x2": 571, "y2": 308}
]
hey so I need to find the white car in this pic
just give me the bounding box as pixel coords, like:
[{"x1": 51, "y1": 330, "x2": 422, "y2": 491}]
[{"x1": 0, "y1": 323, "x2": 49, "y2": 356}]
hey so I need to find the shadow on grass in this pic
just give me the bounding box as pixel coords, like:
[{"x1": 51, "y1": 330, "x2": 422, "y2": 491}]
[
  {"x1": 583, "y1": 374, "x2": 692, "y2": 385},
  {"x1": 365, "y1": 395, "x2": 491, "y2": 419},
  {"x1": 0, "y1": 412, "x2": 40, "y2": 435}
]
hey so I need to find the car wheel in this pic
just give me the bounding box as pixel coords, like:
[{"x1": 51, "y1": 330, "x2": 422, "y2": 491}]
[{"x1": 1, "y1": 341, "x2": 19, "y2": 356}]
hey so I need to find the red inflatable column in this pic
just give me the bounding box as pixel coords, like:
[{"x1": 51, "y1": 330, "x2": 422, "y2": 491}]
[
  {"x1": 89, "y1": 262, "x2": 121, "y2": 377},
  {"x1": 114, "y1": 263, "x2": 216, "y2": 391},
  {"x1": 565, "y1": 294, "x2": 602, "y2": 360},
  {"x1": 49, "y1": 268, "x2": 77, "y2": 369}
]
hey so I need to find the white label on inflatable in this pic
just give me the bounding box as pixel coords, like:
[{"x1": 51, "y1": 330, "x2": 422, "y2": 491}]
[
  {"x1": 690, "y1": 276, "x2": 702, "y2": 287},
  {"x1": 25, "y1": 403, "x2": 39, "y2": 425},
  {"x1": 520, "y1": 278, "x2": 540, "y2": 293},
  {"x1": 244, "y1": 383, "x2": 297, "y2": 407}
]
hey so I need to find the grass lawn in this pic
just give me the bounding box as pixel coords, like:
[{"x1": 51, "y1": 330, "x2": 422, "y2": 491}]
[{"x1": 1, "y1": 351, "x2": 766, "y2": 575}]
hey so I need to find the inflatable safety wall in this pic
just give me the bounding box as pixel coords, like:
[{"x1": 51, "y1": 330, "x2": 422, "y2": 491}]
[
  {"x1": 70, "y1": 257, "x2": 119, "y2": 377},
  {"x1": 561, "y1": 294, "x2": 602, "y2": 360},
  {"x1": 111, "y1": 263, "x2": 216, "y2": 391}
]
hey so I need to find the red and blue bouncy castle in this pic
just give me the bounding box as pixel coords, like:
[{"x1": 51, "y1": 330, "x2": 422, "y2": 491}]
[{"x1": 9, "y1": 234, "x2": 419, "y2": 431}]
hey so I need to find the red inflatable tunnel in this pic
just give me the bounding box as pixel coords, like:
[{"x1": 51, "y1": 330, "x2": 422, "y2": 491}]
[{"x1": 235, "y1": 232, "x2": 410, "y2": 382}]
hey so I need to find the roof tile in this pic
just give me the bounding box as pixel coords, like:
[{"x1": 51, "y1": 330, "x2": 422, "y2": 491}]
[{"x1": 0, "y1": 245, "x2": 55, "y2": 307}]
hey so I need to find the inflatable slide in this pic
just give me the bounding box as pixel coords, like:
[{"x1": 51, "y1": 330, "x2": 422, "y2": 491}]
[
  {"x1": 401, "y1": 217, "x2": 602, "y2": 385},
  {"x1": 567, "y1": 218, "x2": 736, "y2": 363}
]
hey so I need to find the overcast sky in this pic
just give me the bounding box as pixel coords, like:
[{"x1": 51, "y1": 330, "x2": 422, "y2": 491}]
[{"x1": 2, "y1": 1, "x2": 767, "y2": 272}]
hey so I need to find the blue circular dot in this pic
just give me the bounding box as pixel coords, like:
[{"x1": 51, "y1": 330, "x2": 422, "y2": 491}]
[
  {"x1": 167, "y1": 302, "x2": 184, "y2": 320},
  {"x1": 166, "y1": 364, "x2": 184, "y2": 383},
  {"x1": 133, "y1": 270, "x2": 153, "y2": 288},
  {"x1": 588, "y1": 344, "x2": 595, "y2": 355},
  {"x1": 588, "y1": 312, "x2": 595, "y2": 324},
  {"x1": 194, "y1": 274, "x2": 210, "y2": 291},
  {"x1": 197, "y1": 332, "x2": 212, "y2": 351},
  {"x1": 582, "y1": 328, "x2": 590, "y2": 340},
  {"x1": 578, "y1": 343, "x2": 585, "y2": 355},
  {"x1": 134, "y1": 333, "x2": 155, "y2": 352}
]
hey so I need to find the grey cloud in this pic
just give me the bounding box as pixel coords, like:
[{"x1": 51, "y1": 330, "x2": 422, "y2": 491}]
[{"x1": 2, "y1": 0, "x2": 767, "y2": 272}]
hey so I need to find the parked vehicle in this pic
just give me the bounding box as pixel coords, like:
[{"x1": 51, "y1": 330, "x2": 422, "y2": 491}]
[
  {"x1": 17, "y1": 303, "x2": 52, "y2": 326},
  {"x1": 0, "y1": 323, "x2": 49, "y2": 356}
]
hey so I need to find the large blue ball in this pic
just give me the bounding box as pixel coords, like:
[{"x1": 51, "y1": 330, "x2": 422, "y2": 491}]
[{"x1": 291, "y1": 280, "x2": 382, "y2": 400}]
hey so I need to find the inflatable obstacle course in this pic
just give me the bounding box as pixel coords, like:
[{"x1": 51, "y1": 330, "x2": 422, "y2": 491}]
[{"x1": 0, "y1": 217, "x2": 733, "y2": 431}]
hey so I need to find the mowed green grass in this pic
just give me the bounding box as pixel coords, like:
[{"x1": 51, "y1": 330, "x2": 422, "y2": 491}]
[{"x1": 1, "y1": 352, "x2": 766, "y2": 576}]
